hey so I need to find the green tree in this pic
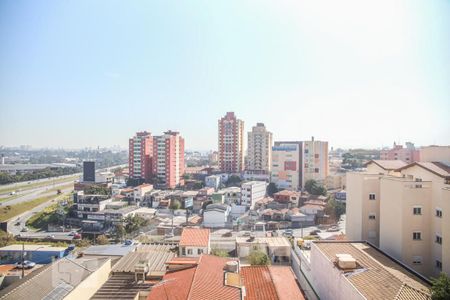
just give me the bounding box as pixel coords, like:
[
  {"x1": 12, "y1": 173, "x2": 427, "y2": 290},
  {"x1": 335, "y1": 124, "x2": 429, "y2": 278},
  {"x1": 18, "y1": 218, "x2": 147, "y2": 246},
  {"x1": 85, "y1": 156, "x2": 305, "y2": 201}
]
[
  {"x1": 84, "y1": 185, "x2": 111, "y2": 196},
  {"x1": 115, "y1": 224, "x2": 126, "y2": 240},
  {"x1": 96, "y1": 234, "x2": 109, "y2": 245},
  {"x1": 326, "y1": 197, "x2": 346, "y2": 220},
  {"x1": 248, "y1": 250, "x2": 270, "y2": 265},
  {"x1": 0, "y1": 230, "x2": 16, "y2": 247},
  {"x1": 304, "y1": 179, "x2": 317, "y2": 194},
  {"x1": 193, "y1": 181, "x2": 204, "y2": 190},
  {"x1": 226, "y1": 175, "x2": 242, "y2": 187},
  {"x1": 266, "y1": 183, "x2": 279, "y2": 197},
  {"x1": 211, "y1": 249, "x2": 230, "y2": 257},
  {"x1": 431, "y1": 273, "x2": 450, "y2": 300}
]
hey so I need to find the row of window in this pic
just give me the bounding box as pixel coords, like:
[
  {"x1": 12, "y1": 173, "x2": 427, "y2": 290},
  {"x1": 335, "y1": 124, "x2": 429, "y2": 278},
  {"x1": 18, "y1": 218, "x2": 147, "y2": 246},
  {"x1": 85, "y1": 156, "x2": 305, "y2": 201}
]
[
  {"x1": 181, "y1": 248, "x2": 204, "y2": 255},
  {"x1": 412, "y1": 207, "x2": 443, "y2": 218},
  {"x1": 412, "y1": 257, "x2": 443, "y2": 270},
  {"x1": 412, "y1": 232, "x2": 442, "y2": 244}
]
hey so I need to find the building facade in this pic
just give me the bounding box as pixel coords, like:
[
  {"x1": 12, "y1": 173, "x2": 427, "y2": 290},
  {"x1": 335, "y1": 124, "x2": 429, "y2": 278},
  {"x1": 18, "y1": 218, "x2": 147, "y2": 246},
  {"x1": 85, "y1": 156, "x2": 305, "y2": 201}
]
[
  {"x1": 380, "y1": 142, "x2": 420, "y2": 163},
  {"x1": 128, "y1": 131, "x2": 153, "y2": 182},
  {"x1": 346, "y1": 160, "x2": 450, "y2": 278},
  {"x1": 301, "y1": 137, "x2": 329, "y2": 188},
  {"x1": 241, "y1": 181, "x2": 267, "y2": 209},
  {"x1": 152, "y1": 131, "x2": 185, "y2": 189},
  {"x1": 271, "y1": 142, "x2": 302, "y2": 190},
  {"x1": 218, "y1": 112, "x2": 244, "y2": 173},
  {"x1": 246, "y1": 123, "x2": 272, "y2": 173}
]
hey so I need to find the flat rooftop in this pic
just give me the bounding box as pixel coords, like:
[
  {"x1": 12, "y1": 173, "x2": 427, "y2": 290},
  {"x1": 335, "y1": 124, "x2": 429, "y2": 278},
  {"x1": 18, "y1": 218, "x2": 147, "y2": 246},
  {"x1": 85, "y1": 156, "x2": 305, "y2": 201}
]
[
  {"x1": 314, "y1": 241, "x2": 431, "y2": 299},
  {"x1": 0, "y1": 244, "x2": 66, "y2": 252}
]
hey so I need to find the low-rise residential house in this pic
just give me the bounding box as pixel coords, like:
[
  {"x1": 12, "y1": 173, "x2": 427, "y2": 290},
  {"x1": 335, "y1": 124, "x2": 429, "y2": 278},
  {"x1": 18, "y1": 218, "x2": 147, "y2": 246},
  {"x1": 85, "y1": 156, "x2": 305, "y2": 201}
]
[
  {"x1": 211, "y1": 190, "x2": 226, "y2": 204},
  {"x1": 300, "y1": 203, "x2": 326, "y2": 216},
  {"x1": 254, "y1": 197, "x2": 274, "y2": 210},
  {"x1": 133, "y1": 183, "x2": 153, "y2": 203},
  {"x1": 0, "y1": 244, "x2": 69, "y2": 264},
  {"x1": 0, "y1": 257, "x2": 111, "y2": 300},
  {"x1": 236, "y1": 236, "x2": 292, "y2": 264},
  {"x1": 198, "y1": 187, "x2": 215, "y2": 196},
  {"x1": 302, "y1": 241, "x2": 431, "y2": 300},
  {"x1": 222, "y1": 187, "x2": 241, "y2": 205},
  {"x1": 241, "y1": 266, "x2": 304, "y2": 300},
  {"x1": 273, "y1": 190, "x2": 301, "y2": 207},
  {"x1": 179, "y1": 228, "x2": 210, "y2": 257},
  {"x1": 147, "y1": 255, "x2": 241, "y2": 300},
  {"x1": 205, "y1": 175, "x2": 221, "y2": 190},
  {"x1": 203, "y1": 204, "x2": 231, "y2": 228},
  {"x1": 287, "y1": 208, "x2": 308, "y2": 228}
]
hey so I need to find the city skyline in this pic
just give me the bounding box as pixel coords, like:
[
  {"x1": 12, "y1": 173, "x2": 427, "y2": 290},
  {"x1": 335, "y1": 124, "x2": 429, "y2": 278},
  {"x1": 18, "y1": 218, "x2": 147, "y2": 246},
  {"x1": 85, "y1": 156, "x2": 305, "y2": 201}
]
[{"x1": 1, "y1": 1, "x2": 449, "y2": 150}]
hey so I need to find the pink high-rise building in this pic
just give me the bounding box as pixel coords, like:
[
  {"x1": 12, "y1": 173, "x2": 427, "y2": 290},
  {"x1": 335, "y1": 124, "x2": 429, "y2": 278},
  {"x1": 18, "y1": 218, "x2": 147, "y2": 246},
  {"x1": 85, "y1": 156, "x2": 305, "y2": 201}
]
[
  {"x1": 380, "y1": 142, "x2": 420, "y2": 163},
  {"x1": 128, "y1": 131, "x2": 153, "y2": 182},
  {"x1": 152, "y1": 131, "x2": 185, "y2": 189},
  {"x1": 218, "y1": 112, "x2": 244, "y2": 173}
]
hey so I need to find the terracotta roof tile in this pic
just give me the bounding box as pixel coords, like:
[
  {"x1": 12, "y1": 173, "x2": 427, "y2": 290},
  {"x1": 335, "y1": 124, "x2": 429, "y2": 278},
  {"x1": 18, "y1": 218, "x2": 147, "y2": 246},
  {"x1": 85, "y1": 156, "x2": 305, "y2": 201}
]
[
  {"x1": 188, "y1": 255, "x2": 240, "y2": 300},
  {"x1": 268, "y1": 266, "x2": 305, "y2": 300},
  {"x1": 147, "y1": 267, "x2": 196, "y2": 300},
  {"x1": 179, "y1": 228, "x2": 210, "y2": 247},
  {"x1": 241, "y1": 266, "x2": 279, "y2": 300}
]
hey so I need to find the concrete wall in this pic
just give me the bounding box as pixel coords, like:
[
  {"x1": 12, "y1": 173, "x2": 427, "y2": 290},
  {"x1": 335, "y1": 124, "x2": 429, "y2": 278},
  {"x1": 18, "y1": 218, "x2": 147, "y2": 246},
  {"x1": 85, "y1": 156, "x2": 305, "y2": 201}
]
[
  {"x1": 65, "y1": 259, "x2": 111, "y2": 300},
  {"x1": 310, "y1": 244, "x2": 364, "y2": 300}
]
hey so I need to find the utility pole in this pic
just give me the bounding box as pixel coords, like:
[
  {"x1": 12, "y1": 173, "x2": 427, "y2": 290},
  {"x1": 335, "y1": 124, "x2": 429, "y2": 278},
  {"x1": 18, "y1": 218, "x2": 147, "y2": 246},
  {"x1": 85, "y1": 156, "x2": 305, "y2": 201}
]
[{"x1": 21, "y1": 243, "x2": 25, "y2": 278}]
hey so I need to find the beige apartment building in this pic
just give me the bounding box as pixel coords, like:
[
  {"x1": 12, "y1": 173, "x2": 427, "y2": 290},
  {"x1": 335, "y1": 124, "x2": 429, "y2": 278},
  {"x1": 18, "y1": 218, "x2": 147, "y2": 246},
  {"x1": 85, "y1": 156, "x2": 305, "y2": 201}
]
[
  {"x1": 346, "y1": 159, "x2": 450, "y2": 278},
  {"x1": 246, "y1": 123, "x2": 272, "y2": 173},
  {"x1": 301, "y1": 137, "x2": 329, "y2": 188}
]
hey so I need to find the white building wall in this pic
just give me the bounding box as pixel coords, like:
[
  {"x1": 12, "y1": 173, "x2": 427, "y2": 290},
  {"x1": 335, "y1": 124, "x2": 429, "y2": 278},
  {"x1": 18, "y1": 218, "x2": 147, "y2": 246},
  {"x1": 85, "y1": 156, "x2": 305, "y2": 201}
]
[{"x1": 310, "y1": 244, "x2": 365, "y2": 300}]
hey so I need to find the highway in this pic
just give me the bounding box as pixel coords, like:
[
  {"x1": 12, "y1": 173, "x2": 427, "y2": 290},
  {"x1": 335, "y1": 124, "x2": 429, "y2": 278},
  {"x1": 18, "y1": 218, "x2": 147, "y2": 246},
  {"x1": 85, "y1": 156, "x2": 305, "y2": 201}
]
[{"x1": 6, "y1": 185, "x2": 74, "y2": 236}]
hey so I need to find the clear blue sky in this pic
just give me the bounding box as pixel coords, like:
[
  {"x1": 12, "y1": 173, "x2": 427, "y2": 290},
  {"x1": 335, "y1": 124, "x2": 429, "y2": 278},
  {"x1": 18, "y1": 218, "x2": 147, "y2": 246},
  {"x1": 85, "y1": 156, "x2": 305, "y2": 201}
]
[{"x1": 1, "y1": 0, "x2": 449, "y2": 150}]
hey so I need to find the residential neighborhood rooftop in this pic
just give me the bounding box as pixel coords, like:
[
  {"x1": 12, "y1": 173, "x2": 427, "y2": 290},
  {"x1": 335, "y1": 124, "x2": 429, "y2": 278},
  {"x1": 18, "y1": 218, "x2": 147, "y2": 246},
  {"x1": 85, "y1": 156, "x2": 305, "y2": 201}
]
[
  {"x1": 314, "y1": 241, "x2": 431, "y2": 300},
  {"x1": 365, "y1": 159, "x2": 408, "y2": 170},
  {"x1": 241, "y1": 266, "x2": 304, "y2": 300},
  {"x1": 179, "y1": 228, "x2": 210, "y2": 247}
]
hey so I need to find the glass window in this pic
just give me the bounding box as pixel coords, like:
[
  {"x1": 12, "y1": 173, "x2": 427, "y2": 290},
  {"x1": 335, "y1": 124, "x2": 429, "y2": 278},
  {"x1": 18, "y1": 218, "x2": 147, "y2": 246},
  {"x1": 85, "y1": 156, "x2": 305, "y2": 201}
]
[
  {"x1": 413, "y1": 207, "x2": 422, "y2": 215},
  {"x1": 413, "y1": 232, "x2": 422, "y2": 240},
  {"x1": 369, "y1": 193, "x2": 376, "y2": 200}
]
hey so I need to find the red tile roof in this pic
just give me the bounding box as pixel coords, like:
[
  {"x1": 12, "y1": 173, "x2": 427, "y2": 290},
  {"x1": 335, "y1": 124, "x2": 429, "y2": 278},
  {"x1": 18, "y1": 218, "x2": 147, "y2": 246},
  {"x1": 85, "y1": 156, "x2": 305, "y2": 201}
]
[
  {"x1": 188, "y1": 255, "x2": 240, "y2": 300},
  {"x1": 241, "y1": 266, "x2": 304, "y2": 300},
  {"x1": 268, "y1": 266, "x2": 305, "y2": 300},
  {"x1": 241, "y1": 266, "x2": 279, "y2": 300},
  {"x1": 179, "y1": 228, "x2": 210, "y2": 247},
  {"x1": 150, "y1": 255, "x2": 240, "y2": 300},
  {"x1": 147, "y1": 267, "x2": 196, "y2": 300}
]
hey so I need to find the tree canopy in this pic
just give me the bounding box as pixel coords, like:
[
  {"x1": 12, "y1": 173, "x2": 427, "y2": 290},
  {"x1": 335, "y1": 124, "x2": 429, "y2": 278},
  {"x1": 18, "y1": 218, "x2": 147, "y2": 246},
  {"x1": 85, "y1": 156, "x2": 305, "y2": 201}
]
[
  {"x1": 431, "y1": 273, "x2": 450, "y2": 300},
  {"x1": 266, "y1": 182, "x2": 279, "y2": 197},
  {"x1": 248, "y1": 250, "x2": 270, "y2": 265},
  {"x1": 304, "y1": 179, "x2": 327, "y2": 196}
]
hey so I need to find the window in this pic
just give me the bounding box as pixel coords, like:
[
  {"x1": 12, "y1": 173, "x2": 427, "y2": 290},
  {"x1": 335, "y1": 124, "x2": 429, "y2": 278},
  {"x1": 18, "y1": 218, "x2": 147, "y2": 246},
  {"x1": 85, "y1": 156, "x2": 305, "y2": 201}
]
[
  {"x1": 315, "y1": 154, "x2": 319, "y2": 159},
  {"x1": 314, "y1": 168, "x2": 319, "y2": 173},
  {"x1": 197, "y1": 249, "x2": 203, "y2": 255},
  {"x1": 369, "y1": 214, "x2": 376, "y2": 220},
  {"x1": 436, "y1": 235, "x2": 442, "y2": 245},
  {"x1": 187, "y1": 249, "x2": 193, "y2": 255},
  {"x1": 304, "y1": 149, "x2": 309, "y2": 154},
  {"x1": 436, "y1": 260, "x2": 442, "y2": 270},
  {"x1": 412, "y1": 256, "x2": 422, "y2": 265},
  {"x1": 436, "y1": 209, "x2": 443, "y2": 218},
  {"x1": 413, "y1": 232, "x2": 422, "y2": 240},
  {"x1": 369, "y1": 193, "x2": 376, "y2": 200},
  {"x1": 182, "y1": 247, "x2": 186, "y2": 255},
  {"x1": 413, "y1": 207, "x2": 422, "y2": 215}
]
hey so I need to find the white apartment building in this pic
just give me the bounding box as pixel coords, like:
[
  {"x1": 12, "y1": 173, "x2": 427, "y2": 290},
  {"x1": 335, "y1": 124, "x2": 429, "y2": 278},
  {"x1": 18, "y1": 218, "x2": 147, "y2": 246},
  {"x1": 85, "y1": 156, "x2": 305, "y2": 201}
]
[
  {"x1": 271, "y1": 142, "x2": 301, "y2": 190},
  {"x1": 241, "y1": 181, "x2": 267, "y2": 209},
  {"x1": 346, "y1": 159, "x2": 450, "y2": 278},
  {"x1": 301, "y1": 137, "x2": 329, "y2": 188},
  {"x1": 246, "y1": 123, "x2": 272, "y2": 173},
  {"x1": 205, "y1": 175, "x2": 221, "y2": 190},
  {"x1": 203, "y1": 204, "x2": 231, "y2": 228}
]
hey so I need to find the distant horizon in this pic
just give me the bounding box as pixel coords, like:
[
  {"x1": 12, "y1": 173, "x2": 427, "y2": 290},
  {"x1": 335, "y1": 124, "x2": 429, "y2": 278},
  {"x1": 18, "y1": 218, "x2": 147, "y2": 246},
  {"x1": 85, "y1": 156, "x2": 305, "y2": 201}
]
[{"x1": 1, "y1": 1, "x2": 449, "y2": 149}]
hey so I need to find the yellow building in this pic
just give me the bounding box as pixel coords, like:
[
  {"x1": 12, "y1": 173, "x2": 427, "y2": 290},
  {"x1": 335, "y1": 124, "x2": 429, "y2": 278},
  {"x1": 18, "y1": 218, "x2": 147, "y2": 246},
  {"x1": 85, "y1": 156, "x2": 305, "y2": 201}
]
[{"x1": 346, "y1": 160, "x2": 450, "y2": 278}]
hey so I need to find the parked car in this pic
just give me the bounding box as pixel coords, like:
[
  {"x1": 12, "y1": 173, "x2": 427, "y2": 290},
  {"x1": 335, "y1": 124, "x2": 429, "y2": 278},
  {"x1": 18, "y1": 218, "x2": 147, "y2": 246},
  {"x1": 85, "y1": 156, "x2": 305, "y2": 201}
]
[
  {"x1": 327, "y1": 226, "x2": 340, "y2": 232},
  {"x1": 9, "y1": 191, "x2": 16, "y2": 195},
  {"x1": 283, "y1": 229, "x2": 294, "y2": 237},
  {"x1": 46, "y1": 235, "x2": 55, "y2": 239},
  {"x1": 124, "y1": 239, "x2": 134, "y2": 245},
  {"x1": 310, "y1": 229, "x2": 321, "y2": 235},
  {"x1": 73, "y1": 233, "x2": 81, "y2": 239},
  {"x1": 20, "y1": 227, "x2": 28, "y2": 232},
  {"x1": 15, "y1": 260, "x2": 36, "y2": 269}
]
